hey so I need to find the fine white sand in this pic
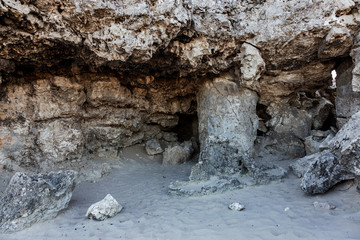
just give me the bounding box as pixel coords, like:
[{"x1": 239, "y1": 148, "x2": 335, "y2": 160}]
[{"x1": 1, "y1": 145, "x2": 360, "y2": 240}]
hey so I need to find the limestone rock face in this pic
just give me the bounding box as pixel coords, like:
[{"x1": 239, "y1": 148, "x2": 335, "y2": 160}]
[
  {"x1": 1, "y1": 0, "x2": 360, "y2": 194},
  {"x1": 0, "y1": 170, "x2": 77, "y2": 233}
]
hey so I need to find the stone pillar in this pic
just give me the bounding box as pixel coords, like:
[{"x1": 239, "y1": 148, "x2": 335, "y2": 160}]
[
  {"x1": 189, "y1": 76, "x2": 258, "y2": 181},
  {"x1": 336, "y1": 58, "x2": 360, "y2": 129}
]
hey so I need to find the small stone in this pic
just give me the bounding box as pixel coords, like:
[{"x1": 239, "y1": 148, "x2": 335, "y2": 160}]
[
  {"x1": 228, "y1": 202, "x2": 245, "y2": 211},
  {"x1": 145, "y1": 139, "x2": 163, "y2": 155},
  {"x1": 313, "y1": 201, "x2": 336, "y2": 210},
  {"x1": 86, "y1": 194, "x2": 123, "y2": 221}
]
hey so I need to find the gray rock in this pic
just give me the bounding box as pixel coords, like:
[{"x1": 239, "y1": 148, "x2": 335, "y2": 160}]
[
  {"x1": 267, "y1": 103, "x2": 311, "y2": 140},
  {"x1": 290, "y1": 153, "x2": 321, "y2": 178},
  {"x1": 256, "y1": 132, "x2": 306, "y2": 160},
  {"x1": 335, "y1": 59, "x2": 360, "y2": 128},
  {"x1": 313, "y1": 201, "x2": 336, "y2": 210},
  {"x1": 192, "y1": 77, "x2": 258, "y2": 180},
  {"x1": 304, "y1": 131, "x2": 334, "y2": 156},
  {"x1": 86, "y1": 194, "x2": 123, "y2": 221},
  {"x1": 0, "y1": 170, "x2": 77, "y2": 233},
  {"x1": 299, "y1": 111, "x2": 360, "y2": 194},
  {"x1": 145, "y1": 139, "x2": 163, "y2": 155},
  {"x1": 304, "y1": 136, "x2": 322, "y2": 155},
  {"x1": 236, "y1": 42, "x2": 265, "y2": 89},
  {"x1": 162, "y1": 141, "x2": 193, "y2": 165},
  {"x1": 169, "y1": 175, "x2": 245, "y2": 197},
  {"x1": 300, "y1": 150, "x2": 353, "y2": 194}
]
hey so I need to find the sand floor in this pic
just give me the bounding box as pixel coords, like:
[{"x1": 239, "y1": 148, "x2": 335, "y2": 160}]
[{"x1": 1, "y1": 147, "x2": 360, "y2": 240}]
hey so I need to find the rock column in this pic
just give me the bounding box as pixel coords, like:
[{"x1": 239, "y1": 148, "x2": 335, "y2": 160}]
[{"x1": 190, "y1": 76, "x2": 258, "y2": 181}]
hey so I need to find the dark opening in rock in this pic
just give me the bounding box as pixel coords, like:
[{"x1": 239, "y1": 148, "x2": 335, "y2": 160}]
[
  {"x1": 173, "y1": 113, "x2": 199, "y2": 143},
  {"x1": 256, "y1": 103, "x2": 271, "y2": 136}
]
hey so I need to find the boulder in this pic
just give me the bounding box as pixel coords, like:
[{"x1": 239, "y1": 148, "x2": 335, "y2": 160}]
[
  {"x1": 86, "y1": 194, "x2": 123, "y2": 221},
  {"x1": 0, "y1": 170, "x2": 77, "y2": 233},
  {"x1": 145, "y1": 139, "x2": 163, "y2": 156},
  {"x1": 300, "y1": 150, "x2": 353, "y2": 194},
  {"x1": 162, "y1": 141, "x2": 193, "y2": 165},
  {"x1": 299, "y1": 111, "x2": 360, "y2": 194}
]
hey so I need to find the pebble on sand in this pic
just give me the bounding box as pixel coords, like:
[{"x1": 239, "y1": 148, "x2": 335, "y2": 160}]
[{"x1": 228, "y1": 202, "x2": 245, "y2": 211}]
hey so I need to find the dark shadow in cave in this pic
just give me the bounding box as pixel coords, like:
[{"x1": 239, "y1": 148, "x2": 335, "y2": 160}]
[{"x1": 173, "y1": 113, "x2": 199, "y2": 143}]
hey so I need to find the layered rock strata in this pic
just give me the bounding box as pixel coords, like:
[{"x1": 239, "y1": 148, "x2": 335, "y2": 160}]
[{"x1": 0, "y1": 0, "x2": 360, "y2": 192}]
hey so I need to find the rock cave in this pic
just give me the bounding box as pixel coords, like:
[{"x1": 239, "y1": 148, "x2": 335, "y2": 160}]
[{"x1": 1, "y1": 0, "x2": 360, "y2": 235}]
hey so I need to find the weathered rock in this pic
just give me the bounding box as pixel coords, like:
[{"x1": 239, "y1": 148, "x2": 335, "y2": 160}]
[
  {"x1": 328, "y1": 111, "x2": 360, "y2": 176},
  {"x1": 0, "y1": 170, "x2": 77, "y2": 233},
  {"x1": 336, "y1": 58, "x2": 360, "y2": 128},
  {"x1": 190, "y1": 77, "x2": 258, "y2": 181},
  {"x1": 318, "y1": 27, "x2": 352, "y2": 59},
  {"x1": 228, "y1": 202, "x2": 245, "y2": 211},
  {"x1": 256, "y1": 132, "x2": 306, "y2": 160},
  {"x1": 162, "y1": 141, "x2": 193, "y2": 165},
  {"x1": 300, "y1": 111, "x2": 360, "y2": 194},
  {"x1": 145, "y1": 139, "x2": 163, "y2": 156},
  {"x1": 290, "y1": 152, "x2": 322, "y2": 178},
  {"x1": 169, "y1": 175, "x2": 245, "y2": 197},
  {"x1": 300, "y1": 150, "x2": 353, "y2": 194},
  {"x1": 235, "y1": 42, "x2": 265, "y2": 89},
  {"x1": 267, "y1": 103, "x2": 311, "y2": 140},
  {"x1": 1, "y1": 0, "x2": 360, "y2": 190},
  {"x1": 36, "y1": 120, "x2": 85, "y2": 166},
  {"x1": 86, "y1": 194, "x2": 123, "y2": 221},
  {"x1": 313, "y1": 201, "x2": 336, "y2": 210},
  {"x1": 304, "y1": 130, "x2": 334, "y2": 155}
]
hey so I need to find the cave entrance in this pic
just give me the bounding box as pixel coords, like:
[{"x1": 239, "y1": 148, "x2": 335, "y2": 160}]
[{"x1": 173, "y1": 113, "x2": 199, "y2": 143}]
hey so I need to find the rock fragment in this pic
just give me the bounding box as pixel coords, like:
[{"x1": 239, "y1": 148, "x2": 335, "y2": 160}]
[
  {"x1": 86, "y1": 194, "x2": 123, "y2": 221},
  {"x1": 228, "y1": 202, "x2": 245, "y2": 211},
  {"x1": 162, "y1": 141, "x2": 193, "y2": 165},
  {"x1": 145, "y1": 139, "x2": 163, "y2": 155},
  {"x1": 313, "y1": 202, "x2": 336, "y2": 210}
]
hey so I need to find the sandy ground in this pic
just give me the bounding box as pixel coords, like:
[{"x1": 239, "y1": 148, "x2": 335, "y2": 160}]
[{"x1": 1, "y1": 145, "x2": 360, "y2": 240}]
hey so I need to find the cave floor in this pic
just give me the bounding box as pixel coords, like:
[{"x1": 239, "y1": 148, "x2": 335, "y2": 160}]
[{"x1": 1, "y1": 148, "x2": 360, "y2": 240}]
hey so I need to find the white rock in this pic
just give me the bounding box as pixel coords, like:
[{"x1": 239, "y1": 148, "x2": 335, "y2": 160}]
[
  {"x1": 228, "y1": 202, "x2": 245, "y2": 211},
  {"x1": 313, "y1": 201, "x2": 336, "y2": 210},
  {"x1": 86, "y1": 194, "x2": 123, "y2": 220}
]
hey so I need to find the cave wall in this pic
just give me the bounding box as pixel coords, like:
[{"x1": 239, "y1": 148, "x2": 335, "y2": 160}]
[
  {"x1": 1, "y1": 0, "x2": 360, "y2": 175},
  {"x1": 0, "y1": 73, "x2": 198, "y2": 171}
]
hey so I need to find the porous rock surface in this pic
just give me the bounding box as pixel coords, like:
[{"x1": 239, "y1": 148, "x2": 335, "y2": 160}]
[
  {"x1": 1, "y1": 0, "x2": 360, "y2": 194},
  {"x1": 86, "y1": 194, "x2": 123, "y2": 221},
  {"x1": 292, "y1": 111, "x2": 360, "y2": 194},
  {"x1": 0, "y1": 170, "x2": 77, "y2": 233}
]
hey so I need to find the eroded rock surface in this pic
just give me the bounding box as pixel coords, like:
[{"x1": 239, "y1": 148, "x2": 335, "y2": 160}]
[
  {"x1": 295, "y1": 111, "x2": 360, "y2": 194},
  {"x1": 0, "y1": 170, "x2": 77, "y2": 233},
  {"x1": 0, "y1": 0, "x2": 360, "y2": 196}
]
